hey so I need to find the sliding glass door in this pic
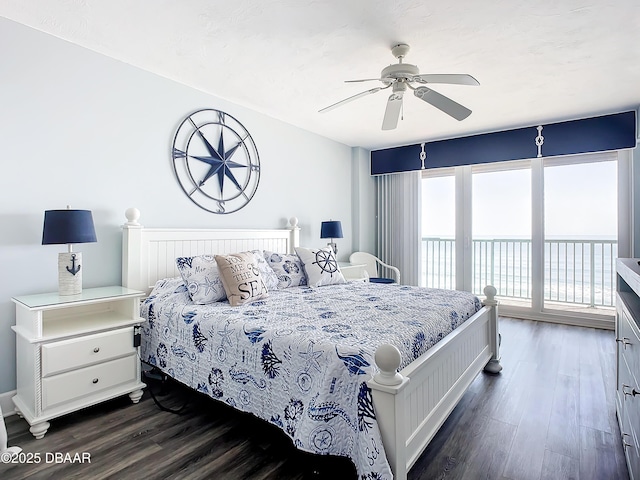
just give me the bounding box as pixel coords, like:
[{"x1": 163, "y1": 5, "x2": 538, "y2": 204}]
[
  {"x1": 421, "y1": 151, "x2": 629, "y2": 325},
  {"x1": 421, "y1": 171, "x2": 455, "y2": 289},
  {"x1": 543, "y1": 156, "x2": 618, "y2": 313},
  {"x1": 472, "y1": 164, "x2": 531, "y2": 308}
]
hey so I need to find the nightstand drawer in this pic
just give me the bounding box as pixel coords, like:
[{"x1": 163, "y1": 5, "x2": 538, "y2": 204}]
[
  {"x1": 42, "y1": 354, "x2": 138, "y2": 410},
  {"x1": 41, "y1": 327, "x2": 135, "y2": 377},
  {"x1": 621, "y1": 309, "x2": 640, "y2": 387}
]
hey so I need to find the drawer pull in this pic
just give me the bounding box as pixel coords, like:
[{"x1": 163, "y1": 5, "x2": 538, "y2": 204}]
[
  {"x1": 92, "y1": 378, "x2": 99, "y2": 384},
  {"x1": 93, "y1": 347, "x2": 100, "y2": 353},
  {"x1": 623, "y1": 385, "x2": 640, "y2": 397}
]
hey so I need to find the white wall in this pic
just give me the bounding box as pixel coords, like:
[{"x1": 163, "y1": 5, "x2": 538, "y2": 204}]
[{"x1": 0, "y1": 18, "x2": 368, "y2": 395}]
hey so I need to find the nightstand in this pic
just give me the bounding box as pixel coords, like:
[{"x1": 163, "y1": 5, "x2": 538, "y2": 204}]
[
  {"x1": 339, "y1": 262, "x2": 369, "y2": 282},
  {"x1": 11, "y1": 286, "x2": 146, "y2": 439}
]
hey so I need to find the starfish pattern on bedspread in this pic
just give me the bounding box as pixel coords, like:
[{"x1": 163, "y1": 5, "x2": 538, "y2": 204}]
[{"x1": 140, "y1": 277, "x2": 480, "y2": 479}]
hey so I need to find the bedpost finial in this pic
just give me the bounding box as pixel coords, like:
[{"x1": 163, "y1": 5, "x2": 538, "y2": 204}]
[
  {"x1": 483, "y1": 285, "x2": 497, "y2": 299},
  {"x1": 373, "y1": 344, "x2": 403, "y2": 386},
  {"x1": 125, "y1": 207, "x2": 141, "y2": 226},
  {"x1": 289, "y1": 217, "x2": 299, "y2": 228},
  {"x1": 483, "y1": 285, "x2": 498, "y2": 306}
]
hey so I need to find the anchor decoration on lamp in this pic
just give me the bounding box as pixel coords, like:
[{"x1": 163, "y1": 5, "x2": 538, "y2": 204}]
[
  {"x1": 320, "y1": 220, "x2": 343, "y2": 255},
  {"x1": 42, "y1": 206, "x2": 97, "y2": 295}
]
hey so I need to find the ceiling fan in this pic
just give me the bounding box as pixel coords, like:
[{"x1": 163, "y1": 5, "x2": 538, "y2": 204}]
[{"x1": 319, "y1": 44, "x2": 479, "y2": 130}]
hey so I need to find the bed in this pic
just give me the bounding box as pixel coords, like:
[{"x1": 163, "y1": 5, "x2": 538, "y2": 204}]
[{"x1": 121, "y1": 208, "x2": 501, "y2": 479}]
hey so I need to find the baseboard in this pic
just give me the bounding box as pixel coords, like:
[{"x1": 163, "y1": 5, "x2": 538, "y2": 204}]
[
  {"x1": 0, "y1": 390, "x2": 16, "y2": 417},
  {"x1": 499, "y1": 305, "x2": 615, "y2": 330}
]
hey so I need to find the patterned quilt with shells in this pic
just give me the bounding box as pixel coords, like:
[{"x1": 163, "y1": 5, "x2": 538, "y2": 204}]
[{"x1": 140, "y1": 279, "x2": 481, "y2": 479}]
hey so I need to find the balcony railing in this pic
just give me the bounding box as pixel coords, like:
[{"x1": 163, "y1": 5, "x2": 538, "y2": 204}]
[{"x1": 421, "y1": 237, "x2": 617, "y2": 308}]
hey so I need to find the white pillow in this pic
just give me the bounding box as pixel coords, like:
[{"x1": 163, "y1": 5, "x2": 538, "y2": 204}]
[
  {"x1": 263, "y1": 251, "x2": 307, "y2": 288},
  {"x1": 176, "y1": 255, "x2": 227, "y2": 304},
  {"x1": 295, "y1": 247, "x2": 346, "y2": 287}
]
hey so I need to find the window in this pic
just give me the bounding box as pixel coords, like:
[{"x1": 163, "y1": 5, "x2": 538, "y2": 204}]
[
  {"x1": 422, "y1": 171, "x2": 455, "y2": 289},
  {"x1": 472, "y1": 165, "x2": 531, "y2": 306},
  {"x1": 421, "y1": 151, "x2": 628, "y2": 326},
  {"x1": 543, "y1": 157, "x2": 618, "y2": 310}
]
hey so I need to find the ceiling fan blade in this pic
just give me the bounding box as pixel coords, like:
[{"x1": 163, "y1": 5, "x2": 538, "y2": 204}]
[
  {"x1": 381, "y1": 92, "x2": 403, "y2": 130},
  {"x1": 319, "y1": 86, "x2": 385, "y2": 113},
  {"x1": 414, "y1": 87, "x2": 472, "y2": 121},
  {"x1": 345, "y1": 78, "x2": 385, "y2": 83},
  {"x1": 413, "y1": 74, "x2": 480, "y2": 86}
]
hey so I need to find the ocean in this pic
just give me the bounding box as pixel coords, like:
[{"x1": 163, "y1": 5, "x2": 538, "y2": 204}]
[{"x1": 421, "y1": 237, "x2": 618, "y2": 307}]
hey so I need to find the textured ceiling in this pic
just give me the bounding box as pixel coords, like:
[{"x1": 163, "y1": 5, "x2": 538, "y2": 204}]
[{"x1": 1, "y1": 0, "x2": 639, "y2": 150}]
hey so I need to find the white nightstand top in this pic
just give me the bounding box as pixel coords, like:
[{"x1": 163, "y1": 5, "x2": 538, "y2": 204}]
[
  {"x1": 338, "y1": 262, "x2": 369, "y2": 282},
  {"x1": 12, "y1": 286, "x2": 145, "y2": 310},
  {"x1": 338, "y1": 262, "x2": 366, "y2": 268}
]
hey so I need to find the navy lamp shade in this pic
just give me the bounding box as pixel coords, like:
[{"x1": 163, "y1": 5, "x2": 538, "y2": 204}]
[
  {"x1": 42, "y1": 210, "x2": 97, "y2": 246},
  {"x1": 320, "y1": 220, "x2": 343, "y2": 255},
  {"x1": 42, "y1": 208, "x2": 97, "y2": 296}
]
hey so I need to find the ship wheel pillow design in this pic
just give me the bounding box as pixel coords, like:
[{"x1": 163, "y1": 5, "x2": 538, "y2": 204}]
[{"x1": 295, "y1": 247, "x2": 346, "y2": 288}]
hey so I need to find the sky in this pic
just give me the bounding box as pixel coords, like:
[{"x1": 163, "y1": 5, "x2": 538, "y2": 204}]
[{"x1": 422, "y1": 160, "x2": 617, "y2": 239}]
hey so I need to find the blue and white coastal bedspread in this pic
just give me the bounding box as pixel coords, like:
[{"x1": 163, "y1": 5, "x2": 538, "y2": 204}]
[{"x1": 140, "y1": 279, "x2": 481, "y2": 479}]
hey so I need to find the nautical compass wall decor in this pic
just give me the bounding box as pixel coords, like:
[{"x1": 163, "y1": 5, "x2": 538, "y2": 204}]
[{"x1": 172, "y1": 109, "x2": 260, "y2": 214}]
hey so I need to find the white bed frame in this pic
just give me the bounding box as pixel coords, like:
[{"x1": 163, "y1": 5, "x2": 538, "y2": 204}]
[{"x1": 121, "y1": 208, "x2": 501, "y2": 480}]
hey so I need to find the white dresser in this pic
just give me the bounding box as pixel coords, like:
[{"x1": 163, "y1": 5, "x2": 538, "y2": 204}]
[
  {"x1": 11, "y1": 286, "x2": 146, "y2": 439},
  {"x1": 616, "y1": 258, "x2": 640, "y2": 479}
]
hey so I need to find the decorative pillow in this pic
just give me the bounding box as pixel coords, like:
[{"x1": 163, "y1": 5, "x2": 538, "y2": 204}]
[
  {"x1": 176, "y1": 255, "x2": 226, "y2": 304},
  {"x1": 251, "y1": 250, "x2": 280, "y2": 291},
  {"x1": 215, "y1": 252, "x2": 269, "y2": 306},
  {"x1": 263, "y1": 251, "x2": 307, "y2": 288},
  {"x1": 295, "y1": 246, "x2": 346, "y2": 287}
]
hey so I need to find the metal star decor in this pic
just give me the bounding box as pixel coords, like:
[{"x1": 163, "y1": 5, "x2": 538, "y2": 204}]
[{"x1": 172, "y1": 109, "x2": 261, "y2": 214}]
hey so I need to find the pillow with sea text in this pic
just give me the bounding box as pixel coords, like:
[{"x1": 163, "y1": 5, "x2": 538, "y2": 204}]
[{"x1": 215, "y1": 252, "x2": 269, "y2": 306}]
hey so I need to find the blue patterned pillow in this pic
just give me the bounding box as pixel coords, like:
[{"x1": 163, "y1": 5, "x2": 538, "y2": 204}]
[
  {"x1": 251, "y1": 250, "x2": 280, "y2": 291},
  {"x1": 263, "y1": 251, "x2": 307, "y2": 288},
  {"x1": 175, "y1": 255, "x2": 227, "y2": 304}
]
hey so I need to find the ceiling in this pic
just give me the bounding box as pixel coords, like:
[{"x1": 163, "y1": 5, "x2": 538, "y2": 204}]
[{"x1": 2, "y1": 0, "x2": 639, "y2": 150}]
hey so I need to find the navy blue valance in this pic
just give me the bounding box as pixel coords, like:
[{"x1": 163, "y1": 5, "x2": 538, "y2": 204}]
[{"x1": 371, "y1": 110, "x2": 637, "y2": 175}]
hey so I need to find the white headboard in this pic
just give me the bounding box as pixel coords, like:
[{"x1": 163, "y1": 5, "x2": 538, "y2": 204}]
[{"x1": 122, "y1": 208, "x2": 300, "y2": 293}]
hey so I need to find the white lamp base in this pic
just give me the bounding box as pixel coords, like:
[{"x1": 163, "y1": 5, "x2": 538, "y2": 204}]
[{"x1": 58, "y1": 252, "x2": 82, "y2": 296}]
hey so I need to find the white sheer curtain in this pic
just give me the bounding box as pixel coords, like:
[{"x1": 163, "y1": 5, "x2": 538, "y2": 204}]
[{"x1": 376, "y1": 171, "x2": 422, "y2": 285}]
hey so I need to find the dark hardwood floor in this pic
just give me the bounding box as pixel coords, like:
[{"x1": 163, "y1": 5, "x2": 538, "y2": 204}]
[{"x1": 1, "y1": 317, "x2": 629, "y2": 480}]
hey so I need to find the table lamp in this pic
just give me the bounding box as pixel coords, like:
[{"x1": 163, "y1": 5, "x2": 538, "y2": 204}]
[
  {"x1": 42, "y1": 207, "x2": 97, "y2": 295},
  {"x1": 320, "y1": 220, "x2": 343, "y2": 255}
]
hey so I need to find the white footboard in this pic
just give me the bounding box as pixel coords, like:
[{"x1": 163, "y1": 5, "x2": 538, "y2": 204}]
[{"x1": 368, "y1": 286, "x2": 501, "y2": 480}]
